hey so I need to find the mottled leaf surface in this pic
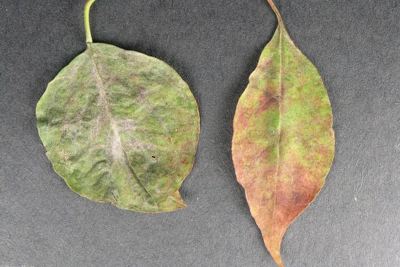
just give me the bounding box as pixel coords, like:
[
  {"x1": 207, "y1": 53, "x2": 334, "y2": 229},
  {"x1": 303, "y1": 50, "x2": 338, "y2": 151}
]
[
  {"x1": 37, "y1": 43, "x2": 199, "y2": 213},
  {"x1": 231, "y1": 1, "x2": 335, "y2": 266}
]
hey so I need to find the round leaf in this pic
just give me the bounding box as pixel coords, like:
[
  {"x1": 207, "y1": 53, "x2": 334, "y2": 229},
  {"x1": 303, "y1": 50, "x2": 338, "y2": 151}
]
[{"x1": 37, "y1": 43, "x2": 200, "y2": 213}]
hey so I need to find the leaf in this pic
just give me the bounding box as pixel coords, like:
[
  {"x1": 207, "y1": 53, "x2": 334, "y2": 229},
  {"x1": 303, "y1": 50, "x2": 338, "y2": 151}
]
[
  {"x1": 231, "y1": 1, "x2": 335, "y2": 266},
  {"x1": 36, "y1": 1, "x2": 199, "y2": 213}
]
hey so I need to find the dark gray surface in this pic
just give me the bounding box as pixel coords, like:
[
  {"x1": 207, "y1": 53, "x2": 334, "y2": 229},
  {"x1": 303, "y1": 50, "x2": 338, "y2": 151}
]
[{"x1": 1, "y1": 0, "x2": 399, "y2": 266}]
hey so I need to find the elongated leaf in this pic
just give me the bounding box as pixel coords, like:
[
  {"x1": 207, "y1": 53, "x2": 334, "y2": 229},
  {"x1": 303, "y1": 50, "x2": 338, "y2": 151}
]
[
  {"x1": 232, "y1": 1, "x2": 335, "y2": 266},
  {"x1": 37, "y1": 43, "x2": 199, "y2": 213}
]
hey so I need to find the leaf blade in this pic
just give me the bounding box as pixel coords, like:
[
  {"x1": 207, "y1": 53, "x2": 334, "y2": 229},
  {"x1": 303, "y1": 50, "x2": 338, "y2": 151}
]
[
  {"x1": 232, "y1": 16, "x2": 334, "y2": 267},
  {"x1": 37, "y1": 43, "x2": 200, "y2": 213}
]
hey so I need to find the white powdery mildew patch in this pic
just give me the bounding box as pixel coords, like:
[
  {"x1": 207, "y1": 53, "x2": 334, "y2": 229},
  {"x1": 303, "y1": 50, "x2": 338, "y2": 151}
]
[
  {"x1": 121, "y1": 118, "x2": 137, "y2": 131},
  {"x1": 110, "y1": 121, "x2": 124, "y2": 160}
]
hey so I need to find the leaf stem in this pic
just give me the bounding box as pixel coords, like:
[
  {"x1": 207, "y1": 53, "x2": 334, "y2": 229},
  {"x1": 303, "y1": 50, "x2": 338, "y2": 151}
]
[
  {"x1": 267, "y1": 0, "x2": 283, "y2": 24},
  {"x1": 84, "y1": 0, "x2": 96, "y2": 43}
]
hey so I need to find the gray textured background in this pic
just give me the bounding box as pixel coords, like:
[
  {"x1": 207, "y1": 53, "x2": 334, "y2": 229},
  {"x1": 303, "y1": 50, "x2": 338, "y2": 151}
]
[{"x1": 1, "y1": 0, "x2": 399, "y2": 266}]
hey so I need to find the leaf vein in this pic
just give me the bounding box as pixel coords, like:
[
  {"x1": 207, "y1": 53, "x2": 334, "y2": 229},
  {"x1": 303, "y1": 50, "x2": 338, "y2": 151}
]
[{"x1": 87, "y1": 46, "x2": 155, "y2": 200}]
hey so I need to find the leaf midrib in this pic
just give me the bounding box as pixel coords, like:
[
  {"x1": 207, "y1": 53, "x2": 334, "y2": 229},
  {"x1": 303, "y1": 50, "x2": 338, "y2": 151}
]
[
  {"x1": 271, "y1": 24, "x2": 284, "y2": 235},
  {"x1": 87, "y1": 45, "x2": 155, "y2": 200}
]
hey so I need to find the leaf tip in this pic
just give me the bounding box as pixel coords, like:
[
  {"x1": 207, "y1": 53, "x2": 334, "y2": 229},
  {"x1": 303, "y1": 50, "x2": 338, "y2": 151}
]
[
  {"x1": 264, "y1": 239, "x2": 285, "y2": 267},
  {"x1": 271, "y1": 251, "x2": 284, "y2": 267}
]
